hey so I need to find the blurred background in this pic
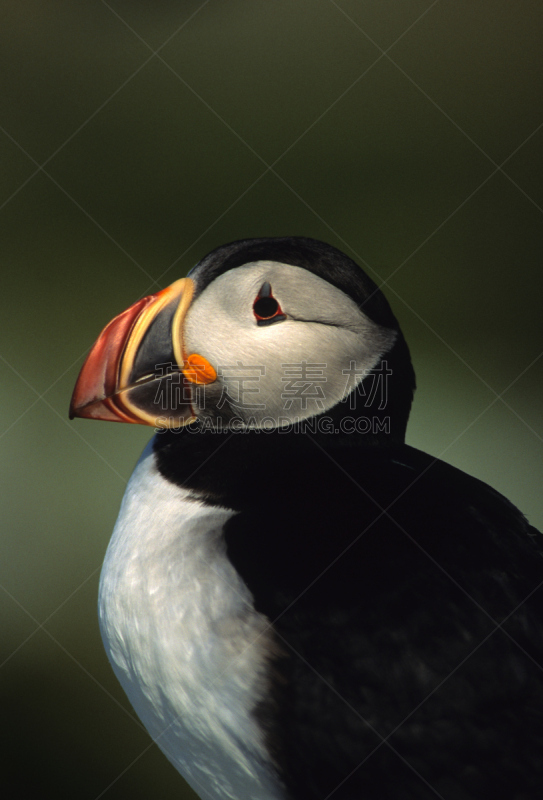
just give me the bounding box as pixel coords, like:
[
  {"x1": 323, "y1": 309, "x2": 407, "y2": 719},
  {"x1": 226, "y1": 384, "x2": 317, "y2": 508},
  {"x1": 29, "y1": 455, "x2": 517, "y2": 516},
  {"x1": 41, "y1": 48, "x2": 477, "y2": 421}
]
[{"x1": 1, "y1": 1, "x2": 541, "y2": 797}]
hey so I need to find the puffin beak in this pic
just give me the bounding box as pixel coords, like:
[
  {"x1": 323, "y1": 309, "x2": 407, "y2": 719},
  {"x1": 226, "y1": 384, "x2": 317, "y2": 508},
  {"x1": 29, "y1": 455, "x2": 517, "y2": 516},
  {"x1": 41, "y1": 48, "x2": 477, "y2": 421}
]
[{"x1": 69, "y1": 277, "x2": 216, "y2": 428}]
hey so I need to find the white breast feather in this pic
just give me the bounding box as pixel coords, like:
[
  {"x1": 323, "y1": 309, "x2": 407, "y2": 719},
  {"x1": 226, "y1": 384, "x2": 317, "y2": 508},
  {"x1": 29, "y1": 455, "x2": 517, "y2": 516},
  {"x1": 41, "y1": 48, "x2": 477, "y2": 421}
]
[{"x1": 98, "y1": 440, "x2": 285, "y2": 800}]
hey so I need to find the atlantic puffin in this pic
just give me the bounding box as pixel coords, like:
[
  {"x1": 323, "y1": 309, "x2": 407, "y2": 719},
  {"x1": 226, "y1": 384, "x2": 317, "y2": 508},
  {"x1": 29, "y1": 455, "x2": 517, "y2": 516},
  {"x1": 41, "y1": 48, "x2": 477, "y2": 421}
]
[{"x1": 70, "y1": 237, "x2": 543, "y2": 800}]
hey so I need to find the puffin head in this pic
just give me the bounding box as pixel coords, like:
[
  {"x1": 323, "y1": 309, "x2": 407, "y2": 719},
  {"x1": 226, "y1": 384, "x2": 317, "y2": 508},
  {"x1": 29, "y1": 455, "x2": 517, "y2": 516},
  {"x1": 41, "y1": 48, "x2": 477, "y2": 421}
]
[{"x1": 70, "y1": 237, "x2": 415, "y2": 443}]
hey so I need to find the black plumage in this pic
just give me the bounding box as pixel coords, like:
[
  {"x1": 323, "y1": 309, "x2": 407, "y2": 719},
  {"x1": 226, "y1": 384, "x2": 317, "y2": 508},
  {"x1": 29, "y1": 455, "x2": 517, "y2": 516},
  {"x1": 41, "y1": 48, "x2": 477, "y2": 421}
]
[
  {"x1": 155, "y1": 423, "x2": 543, "y2": 799},
  {"x1": 154, "y1": 238, "x2": 543, "y2": 799}
]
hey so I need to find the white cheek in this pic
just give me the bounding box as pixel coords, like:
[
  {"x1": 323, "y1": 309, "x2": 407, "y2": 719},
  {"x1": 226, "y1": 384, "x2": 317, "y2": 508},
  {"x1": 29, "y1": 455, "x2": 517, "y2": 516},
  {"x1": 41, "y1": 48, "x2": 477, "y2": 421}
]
[
  {"x1": 185, "y1": 314, "x2": 387, "y2": 426},
  {"x1": 182, "y1": 263, "x2": 396, "y2": 427}
]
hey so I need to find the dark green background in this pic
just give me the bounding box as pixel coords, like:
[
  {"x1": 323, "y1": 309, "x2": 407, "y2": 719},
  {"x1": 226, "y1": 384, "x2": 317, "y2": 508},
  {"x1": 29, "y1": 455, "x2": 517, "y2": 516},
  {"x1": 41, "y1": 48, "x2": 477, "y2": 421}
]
[{"x1": 1, "y1": 2, "x2": 541, "y2": 798}]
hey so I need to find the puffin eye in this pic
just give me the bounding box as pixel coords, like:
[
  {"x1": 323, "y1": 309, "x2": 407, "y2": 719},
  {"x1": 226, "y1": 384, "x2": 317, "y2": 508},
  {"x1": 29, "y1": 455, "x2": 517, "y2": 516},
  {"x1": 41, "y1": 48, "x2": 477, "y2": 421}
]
[
  {"x1": 254, "y1": 295, "x2": 279, "y2": 318},
  {"x1": 253, "y1": 282, "x2": 287, "y2": 326}
]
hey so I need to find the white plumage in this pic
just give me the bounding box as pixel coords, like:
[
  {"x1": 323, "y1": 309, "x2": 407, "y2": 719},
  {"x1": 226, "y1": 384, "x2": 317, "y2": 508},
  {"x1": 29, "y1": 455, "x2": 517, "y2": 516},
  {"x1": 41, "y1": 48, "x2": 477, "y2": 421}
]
[{"x1": 98, "y1": 441, "x2": 285, "y2": 800}]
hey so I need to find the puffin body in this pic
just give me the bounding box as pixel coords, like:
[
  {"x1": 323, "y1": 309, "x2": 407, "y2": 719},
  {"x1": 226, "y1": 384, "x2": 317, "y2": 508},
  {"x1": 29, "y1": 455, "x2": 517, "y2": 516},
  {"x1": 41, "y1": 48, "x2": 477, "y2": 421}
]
[{"x1": 71, "y1": 238, "x2": 543, "y2": 800}]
